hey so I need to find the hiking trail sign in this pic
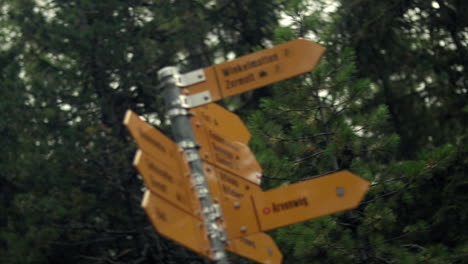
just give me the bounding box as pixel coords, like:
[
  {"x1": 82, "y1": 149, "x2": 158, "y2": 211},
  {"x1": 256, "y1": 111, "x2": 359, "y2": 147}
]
[
  {"x1": 123, "y1": 39, "x2": 370, "y2": 264},
  {"x1": 183, "y1": 39, "x2": 325, "y2": 103}
]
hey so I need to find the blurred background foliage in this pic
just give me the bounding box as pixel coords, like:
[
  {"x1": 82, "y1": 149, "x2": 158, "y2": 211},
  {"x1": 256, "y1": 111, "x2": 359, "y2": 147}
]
[{"x1": 1, "y1": 0, "x2": 467, "y2": 263}]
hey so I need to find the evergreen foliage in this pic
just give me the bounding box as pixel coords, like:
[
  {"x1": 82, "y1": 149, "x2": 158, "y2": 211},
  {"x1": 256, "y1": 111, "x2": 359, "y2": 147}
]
[{"x1": 1, "y1": 0, "x2": 467, "y2": 263}]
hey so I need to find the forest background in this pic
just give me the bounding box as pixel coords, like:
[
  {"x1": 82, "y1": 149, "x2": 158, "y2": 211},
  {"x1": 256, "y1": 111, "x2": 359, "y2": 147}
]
[{"x1": 1, "y1": 0, "x2": 467, "y2": 263}]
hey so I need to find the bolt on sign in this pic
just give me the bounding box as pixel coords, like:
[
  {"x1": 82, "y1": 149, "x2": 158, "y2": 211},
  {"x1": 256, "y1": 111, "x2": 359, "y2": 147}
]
[
  {"x1": 123, "y1": 39, "x2": 372, "y2": 264},
  {"x1": 185, "y1": 39, "x2": 326, "y2": 102}
]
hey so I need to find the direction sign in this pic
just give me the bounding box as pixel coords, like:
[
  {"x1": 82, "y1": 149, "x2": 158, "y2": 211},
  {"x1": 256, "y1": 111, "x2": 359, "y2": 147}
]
[
  {"x1": 124, "y1": 110, "x2": 201, "y2": 215},
  {"x1": 253, "y1": 170, "x2": 370, "y2": 231},
  {"x1": 190, "y1": 103, "x2": 251, "y2": 144},
  {"x1": 123, "y1": 110, "x2": 181, "y2": 170},
  {"x1": 227, "y1": 233, "x2": 282, "y2": 264},
  {"x1": 185, "y1": 39, "x2": 325, "y2": 101},
  {"x1": 133, "y1": 150, "x2": 200, "y2": 216},
  {"x1": 203, "y1": 163, "x2": 262, "y2": 238},
  {"x1": 141, "y1": 191, "x2": 212, "y2": 260},
  {"x1": 192, "y1": 111, "x2": 262, "y2": 185}
]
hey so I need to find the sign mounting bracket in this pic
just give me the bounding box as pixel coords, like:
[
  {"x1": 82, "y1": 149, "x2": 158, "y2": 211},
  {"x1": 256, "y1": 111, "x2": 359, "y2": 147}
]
[
  {"x1": 177, "y1": 91, "x2": 212, "y2": 108},
  {"x1": 176, "y1": 68, "x2": 206, "y2": 87}
]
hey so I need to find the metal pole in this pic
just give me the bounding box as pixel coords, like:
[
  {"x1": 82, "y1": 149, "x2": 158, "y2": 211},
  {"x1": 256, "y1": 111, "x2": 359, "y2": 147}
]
[{"x1": 157, "y1": 67, "x2": 229, "y2": 264}]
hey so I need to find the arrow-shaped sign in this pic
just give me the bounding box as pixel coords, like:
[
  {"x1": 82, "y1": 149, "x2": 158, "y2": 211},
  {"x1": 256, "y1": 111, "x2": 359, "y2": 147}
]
[
  {"x1": 123, "y1": 110, "x2": 181, "y2": 169},
  {"x1": 202, "y1": 163, "x2": 262, "y2": 239},
  {"x1": 226, "y1": 233, "x2": 282, "y2": 264},
  {"x1": 191, "y1": 103, "x2": 251, "y2": 144},
  {"x1": 253, "y1": 170, "x2": 370, "y2": 231},
  {"x1": 191, "y1": 104, "x2": 262, "y2": 185},
  {"x1": 133, "y1": 150, "x2": 200, "y2": 217},
  {"x1": 141, "y1": 191, "x2": 212, "y2": 260},
  {"x1": 185, "y1": 39, "x2": 325, "y2": 102},
  {"x1": 124, "y1": 110, "x2": 201, "y2": 216}
]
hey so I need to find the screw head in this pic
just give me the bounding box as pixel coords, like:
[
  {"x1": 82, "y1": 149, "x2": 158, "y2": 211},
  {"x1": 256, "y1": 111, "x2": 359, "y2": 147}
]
[
  {"x1": 336, "y1": 187, "x2": 345, "y2": 197},
  {"x1": 267, "y1": 248, "x2": 273, "y2": 256}
]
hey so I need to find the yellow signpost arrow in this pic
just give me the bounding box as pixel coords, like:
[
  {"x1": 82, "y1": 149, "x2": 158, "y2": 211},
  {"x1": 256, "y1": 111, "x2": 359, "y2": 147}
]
[
  {"x1": 141, "y1": 191, "x2": 212, "y2": 260},
  {"x1": 185, "y1": 39, "x2": 325, "y2": 101},
  {"x1": 123, "y1": 110, "x2": 181, "y2": 169},
  {"x1": 191, "y1": 104, "x2": 262, "y2": 185},
  {"x1": 253, "y1": 170, "x2": 370, "y2": 231},
  {"x1": 124, "y1": 110, "x2": 201, "y2": 216},
  {"x1": 133, "y1": 150, "x2": 200, "y2": 217},
  {"x1": 227, "y1": 233, "x2": 283, "y2": 264},
  {"x1": 191, "y1": 103, "x2": 251, "y2": 144},
  {"x1": 202, "y1": 163, "x2": 262, "y2": 239}
]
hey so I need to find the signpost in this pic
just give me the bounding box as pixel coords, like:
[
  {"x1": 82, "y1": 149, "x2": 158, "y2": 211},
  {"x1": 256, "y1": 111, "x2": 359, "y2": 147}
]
[
  {"x1": 185, "y1": 39, "x2": 326, "y2": 102},
  {"x1": 124, "y1": 110, "x2": 200, "y2": 216},
  {"x1": 253, "y1": 170, "x2": 370, "y2": 231},
  {"x1": 123, "y1": 39, "x2": 371, "y2": 264},
  {"x1": 190, "y1": 103, "x2": 251, "y2": 144},
  {"x1": 192, "y1": 110, "x2": 262, "y2": 185},
  {"x1": 133, "y1": 150, "x2": 200, "y2": 216},
  {"x1": 123, "y1": 110, "x2": 181, "y2": 169},
  {"x1": 202, "y1": 163, "x2": 263, "y2": 239}
]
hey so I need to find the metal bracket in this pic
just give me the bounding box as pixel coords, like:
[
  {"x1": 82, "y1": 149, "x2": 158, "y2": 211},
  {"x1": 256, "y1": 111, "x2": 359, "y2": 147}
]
[
  {"x1": 174, "y1": 95, "x2": 190, "y2": 108},
  {"x1": 166, "y1": 108, "x2": 191, "y2": 118},
  {"x1": 213, "y1": 251, "x2": 226, "y2": 261},
  {"x1": 183, "y1": 149, "x2": 200, "y2": 162},
  {"x1": 196, "y1": 186, "x2": 209, "y2": 197},
  {"x1": 212, "y1": 204, "x2": 222, "y2": 219},
  {"x1": 178, "y1": 140, "x2": 197, "y2": 149},
  {"x1": 219, "y1": 228, "x2": 227, "y2": 243},
  {"x1": 175, "y1": 91, "x2": 212, "y2": 108},
  {"x1": 187, "y1": 90, "x2": 212, "y2": 108},
  {"x1": 192, "y1": 173, "x2": 205, "y2": 186},
  {"x1": 175, "y1": 69, "x2": 206, "y2": 87}
]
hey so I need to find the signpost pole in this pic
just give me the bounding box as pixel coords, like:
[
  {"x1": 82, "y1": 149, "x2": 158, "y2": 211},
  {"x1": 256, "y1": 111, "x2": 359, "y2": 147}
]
[{"x1": 158, "y1": 67, "x2": 229, "y2": 264}]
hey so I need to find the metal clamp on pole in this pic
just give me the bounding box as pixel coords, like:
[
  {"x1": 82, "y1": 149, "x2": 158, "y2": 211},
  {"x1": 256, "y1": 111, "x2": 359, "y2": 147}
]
[
  {"x1": 183, "y1": 149, "x2": 200, "y2": 162},
  {"x1": 166, "y1": 108, "x2": 191, "y2": 118},
  {"x1": 160, "y1": 67, "x2": 212, "y2": 108},
  {"x1": 178, "y1": 140, "x2": 198, "y2": 149},
  {"x1": 175, "y1": 68, "x2": 206, "y2": 87},
  {"x1": 172, "y1": 92, "x2": 213, "y2": 108},
  {"x1": 158, "y1": 66, "x2": 230, "y2": 264}
]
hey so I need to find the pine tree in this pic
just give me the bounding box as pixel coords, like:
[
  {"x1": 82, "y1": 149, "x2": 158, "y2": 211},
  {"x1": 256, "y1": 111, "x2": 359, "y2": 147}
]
[
  {"x1": 248, "y1": 43, "x2": 398, "y2": 264},
  {"x1": 245, "y1": 1, "x2": 468, "y2": 263},
  {"x1": 1, "y1": 0, "x2": 279, "y2": 263}
]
